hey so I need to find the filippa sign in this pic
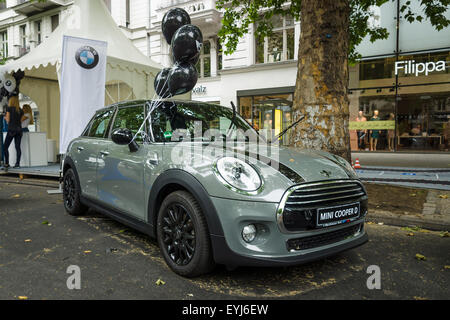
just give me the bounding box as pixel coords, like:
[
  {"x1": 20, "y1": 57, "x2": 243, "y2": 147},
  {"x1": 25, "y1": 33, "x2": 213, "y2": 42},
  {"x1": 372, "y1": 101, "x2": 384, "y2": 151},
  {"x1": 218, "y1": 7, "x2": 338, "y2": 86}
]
[{"x1": 395, "y1": 60, "x2": 447, "y2": 77}]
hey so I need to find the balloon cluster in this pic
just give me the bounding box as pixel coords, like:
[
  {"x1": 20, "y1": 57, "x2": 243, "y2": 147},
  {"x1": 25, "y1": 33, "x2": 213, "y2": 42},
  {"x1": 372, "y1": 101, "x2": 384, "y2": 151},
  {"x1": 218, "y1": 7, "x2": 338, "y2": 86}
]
[
  {"x1": 0, "y1": 70, "x2": 25, "y2": 106},
  {"x1": 154, "y1": 8, "x2": 203, "y2": 98}
]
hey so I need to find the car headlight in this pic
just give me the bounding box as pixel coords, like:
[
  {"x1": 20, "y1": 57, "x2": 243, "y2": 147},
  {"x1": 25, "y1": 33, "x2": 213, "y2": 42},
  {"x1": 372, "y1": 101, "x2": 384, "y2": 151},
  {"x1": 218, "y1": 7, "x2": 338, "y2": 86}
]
[
  {"x1": 334, "y1": 155, "x2": 357, "y2": 177},
  {"x1": 214, "y1": 157, "x2": 262, "y2": 194}
]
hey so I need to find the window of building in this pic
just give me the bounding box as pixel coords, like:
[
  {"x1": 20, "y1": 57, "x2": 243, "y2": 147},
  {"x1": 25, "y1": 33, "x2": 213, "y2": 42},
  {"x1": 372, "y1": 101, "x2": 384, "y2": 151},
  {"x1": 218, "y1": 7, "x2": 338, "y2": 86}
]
[
  {"x1": 35, "y1": 20, "x2": 42, "y2": 45},
  {"x1": 196, "y1": 41, "x2": 211, "y2": 78},
  {"x1": 20, "y1": 25, "x2": 26, "y2": 48},
  {"x1": 0, "y1": 2, "x2": 6, "y2": 10},
  {"x1": 255, "y1": 14, "x2": 295, "y2": 64},
  {"x1": 217, "y1": 38, "x2": 222, "y2": 72},
  {"x1": 51, "y1": 14, "x2": 59, "y2": 32},
  {"x1": 0, "y1": 31, "x2": 8, "y2": 59}
]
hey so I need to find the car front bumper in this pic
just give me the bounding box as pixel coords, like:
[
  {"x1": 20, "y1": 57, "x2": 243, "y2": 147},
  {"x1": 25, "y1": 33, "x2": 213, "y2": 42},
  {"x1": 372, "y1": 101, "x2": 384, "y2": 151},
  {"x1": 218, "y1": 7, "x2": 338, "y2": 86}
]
[{"x1": 209, "y1": 196, "x2": 368, "y2": 267}]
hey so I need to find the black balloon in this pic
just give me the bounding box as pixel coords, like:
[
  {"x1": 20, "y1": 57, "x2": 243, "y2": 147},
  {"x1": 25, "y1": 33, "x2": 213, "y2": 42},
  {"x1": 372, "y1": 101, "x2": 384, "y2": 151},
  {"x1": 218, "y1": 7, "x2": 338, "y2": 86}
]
[
  {"x1": 171, "y1": 24, "x2": 203, "y2": 65},
  {"x1": 168, "y1": 63, "x2": 198, "y2": 96},
  {"x1": 154, "y1": 68, "x2": 172, "y2": 98},
  {"x1": 162, "y1": 8, "x2": 191, "y2": 45}
]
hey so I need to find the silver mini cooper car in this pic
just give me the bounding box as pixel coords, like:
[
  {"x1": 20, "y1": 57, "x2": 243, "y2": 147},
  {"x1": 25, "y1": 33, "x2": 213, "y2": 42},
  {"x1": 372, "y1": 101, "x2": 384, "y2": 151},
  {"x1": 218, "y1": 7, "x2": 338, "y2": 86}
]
[{"x1": 63, "y1": 99, "x2": 368, "y2": 277}]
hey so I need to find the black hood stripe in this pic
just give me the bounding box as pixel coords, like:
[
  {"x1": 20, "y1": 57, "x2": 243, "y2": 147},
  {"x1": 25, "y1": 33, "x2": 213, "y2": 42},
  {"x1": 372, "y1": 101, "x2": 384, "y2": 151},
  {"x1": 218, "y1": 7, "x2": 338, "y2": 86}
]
[{"x1": 216, "y1": 145, "x2": 305, "y2": 184}]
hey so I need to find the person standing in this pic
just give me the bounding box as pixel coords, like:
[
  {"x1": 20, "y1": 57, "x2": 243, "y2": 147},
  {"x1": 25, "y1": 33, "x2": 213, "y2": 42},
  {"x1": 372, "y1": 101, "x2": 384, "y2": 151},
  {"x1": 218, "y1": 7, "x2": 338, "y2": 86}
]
[
  {"x1": 355, "y1": 110, "x2": 367, "y2": 151},
  {"x1": 4, "y1": 96, "x2": 24, "y2": 168},
  {"x1": 369, "y1": 110, "x2": 380, "y2": 151},
  {"x1": 0, "y1": 107, "x2": 5, "y2": 165},
  {"x1": 21, "y1": 104, "x2": 34, "y2": 133},
  {"x1": 387, "y1": 113, "x2": 395, "y2": 151}
]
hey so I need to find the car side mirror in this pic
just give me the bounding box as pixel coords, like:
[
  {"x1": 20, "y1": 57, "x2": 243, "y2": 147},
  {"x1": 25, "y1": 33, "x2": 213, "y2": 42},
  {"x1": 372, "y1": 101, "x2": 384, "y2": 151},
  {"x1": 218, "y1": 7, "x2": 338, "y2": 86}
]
[{"x1": 111, "y1": 128, "x2": 139, "y2": 153}]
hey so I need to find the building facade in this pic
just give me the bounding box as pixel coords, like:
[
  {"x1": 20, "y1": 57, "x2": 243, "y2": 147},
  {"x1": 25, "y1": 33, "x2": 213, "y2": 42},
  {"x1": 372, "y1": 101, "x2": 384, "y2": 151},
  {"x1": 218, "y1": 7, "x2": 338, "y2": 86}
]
[
  {"x1": 149, "y1": 0, "x2": 450, "y2": 153},
  {"x1": 1, "y1": 0, "x2": 449, "y2": 153},
  {"x1": 0, "y1": 0, "x2": 152, "y2": 132}
]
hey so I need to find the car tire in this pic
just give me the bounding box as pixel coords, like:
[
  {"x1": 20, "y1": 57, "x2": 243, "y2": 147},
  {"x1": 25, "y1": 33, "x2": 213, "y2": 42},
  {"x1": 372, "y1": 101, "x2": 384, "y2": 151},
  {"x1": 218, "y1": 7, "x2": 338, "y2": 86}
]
[
  {"x1": 63, "y1": 168, "x2": 88, "y2": 216},
  {"x1": 157, "y1": 191, "x2": 215, "y2": 277}
]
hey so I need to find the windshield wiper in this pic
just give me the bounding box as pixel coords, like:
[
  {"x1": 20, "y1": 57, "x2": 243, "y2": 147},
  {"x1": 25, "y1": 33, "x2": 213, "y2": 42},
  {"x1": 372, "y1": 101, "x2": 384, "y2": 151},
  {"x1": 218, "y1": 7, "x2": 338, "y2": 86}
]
[
  {"x1": 273, "y1": 115, "x2": 306, "y2": 143},
  {"x1": 226, "y1": 101, "x2": 237, "y2": 139}
]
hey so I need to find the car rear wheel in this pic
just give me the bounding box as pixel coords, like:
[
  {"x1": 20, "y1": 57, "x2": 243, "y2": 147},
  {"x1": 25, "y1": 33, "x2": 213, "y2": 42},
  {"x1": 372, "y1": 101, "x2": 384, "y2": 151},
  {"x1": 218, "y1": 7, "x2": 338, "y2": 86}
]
[
  {"x1": 156, "y1": 191, "x2": 215, "y2": 277},
  {"x1": 63, "y1": 168, "x2": 87, "y2": 216}
]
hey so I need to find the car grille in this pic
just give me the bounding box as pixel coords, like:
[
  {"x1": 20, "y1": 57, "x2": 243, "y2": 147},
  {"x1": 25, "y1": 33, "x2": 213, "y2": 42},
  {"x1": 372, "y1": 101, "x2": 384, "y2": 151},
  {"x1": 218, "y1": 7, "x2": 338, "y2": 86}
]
[
  {"x1": 281, "y1": 181, "x2": 367, "y2": 232},
  {"x1": 287, "y1": 224, "x2": 362, "y2": 251}
]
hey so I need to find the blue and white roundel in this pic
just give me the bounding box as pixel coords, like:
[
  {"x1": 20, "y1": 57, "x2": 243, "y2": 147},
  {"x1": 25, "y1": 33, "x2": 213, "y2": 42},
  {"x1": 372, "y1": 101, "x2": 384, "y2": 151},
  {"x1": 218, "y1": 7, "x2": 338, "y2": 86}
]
[
  {"x1": 75, "y1": 46, "x2": 99, "y2": 69},
  {"x1": 80, "y1": 51, "x2": 95, "y2": 65}
]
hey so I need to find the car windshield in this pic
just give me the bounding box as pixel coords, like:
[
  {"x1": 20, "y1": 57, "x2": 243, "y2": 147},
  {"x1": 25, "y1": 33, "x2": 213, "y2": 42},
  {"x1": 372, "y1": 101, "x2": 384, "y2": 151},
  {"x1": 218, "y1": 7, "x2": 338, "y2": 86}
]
[{"x1": 150, "y1": 101, "x2": 261, "y2": 143}]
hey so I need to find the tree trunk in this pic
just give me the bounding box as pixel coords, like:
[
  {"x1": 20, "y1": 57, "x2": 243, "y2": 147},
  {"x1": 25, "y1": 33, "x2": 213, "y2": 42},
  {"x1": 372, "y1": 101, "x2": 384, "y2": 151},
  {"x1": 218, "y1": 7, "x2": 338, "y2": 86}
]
[{"x1": 290, "y1": 0, "x2": 351, "y2": 162}]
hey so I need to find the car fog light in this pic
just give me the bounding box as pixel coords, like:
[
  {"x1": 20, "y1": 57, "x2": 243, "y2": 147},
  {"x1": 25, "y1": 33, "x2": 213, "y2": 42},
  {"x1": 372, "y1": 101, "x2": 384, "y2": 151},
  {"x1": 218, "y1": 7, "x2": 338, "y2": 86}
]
[{"x1": 242, "y1": 224, "x2": 257, "y2": 243}]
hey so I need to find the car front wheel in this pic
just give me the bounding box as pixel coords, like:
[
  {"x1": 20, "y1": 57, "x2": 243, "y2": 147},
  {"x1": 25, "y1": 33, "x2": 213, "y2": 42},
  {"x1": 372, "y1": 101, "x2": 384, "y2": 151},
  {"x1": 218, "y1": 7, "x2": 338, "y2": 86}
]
[
  {"x1": 156, "y1": 191, "x2": 214, "y2": 277},
  {"x1": 63, "y1": 168, "x2": 87, "y2": 216}
]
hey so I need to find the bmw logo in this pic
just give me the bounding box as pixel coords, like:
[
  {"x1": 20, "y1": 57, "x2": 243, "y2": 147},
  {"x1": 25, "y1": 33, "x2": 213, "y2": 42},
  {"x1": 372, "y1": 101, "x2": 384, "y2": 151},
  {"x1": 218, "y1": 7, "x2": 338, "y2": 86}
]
[{"x1": 75, "y1": 46, "x2": 100, "y2": 69}]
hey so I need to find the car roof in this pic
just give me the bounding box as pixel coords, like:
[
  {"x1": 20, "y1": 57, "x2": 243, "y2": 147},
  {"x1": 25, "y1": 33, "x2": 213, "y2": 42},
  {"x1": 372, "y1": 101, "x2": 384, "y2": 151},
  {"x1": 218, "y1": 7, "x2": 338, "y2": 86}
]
[{"x1": 95, "y1": 99, "x2": 227, "y2": 113}]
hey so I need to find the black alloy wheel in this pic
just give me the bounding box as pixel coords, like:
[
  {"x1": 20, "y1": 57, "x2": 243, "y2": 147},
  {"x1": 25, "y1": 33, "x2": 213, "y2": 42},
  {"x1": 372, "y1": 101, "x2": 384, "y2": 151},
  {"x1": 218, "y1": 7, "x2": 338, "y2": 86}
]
[
  {"x1": 161, "y1": 203, "x2": 196, "y2": 266},
  {"x1": 157, "y1": 191, "x2": 214, "y2": 277},
  {"x1": 64, "y1": 171, "x2": 76, "y2": 210},
  {"x1": 63, "y1": 168, "x2": 87, "y2": 216}
]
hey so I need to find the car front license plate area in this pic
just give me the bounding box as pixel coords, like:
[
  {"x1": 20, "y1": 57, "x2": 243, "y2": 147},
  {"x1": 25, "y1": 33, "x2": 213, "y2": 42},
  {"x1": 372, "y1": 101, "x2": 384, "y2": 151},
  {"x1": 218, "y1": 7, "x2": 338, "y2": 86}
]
[{"x1": 317, "y1": 202, "x2": 360, "y2": 227}]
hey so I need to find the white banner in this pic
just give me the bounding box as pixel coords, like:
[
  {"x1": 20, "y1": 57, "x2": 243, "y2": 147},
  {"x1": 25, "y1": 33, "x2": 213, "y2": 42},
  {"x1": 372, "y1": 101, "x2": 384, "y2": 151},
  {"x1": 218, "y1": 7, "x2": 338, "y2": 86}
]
[{"x1": 59, "y1": 35, "x2": 108, "y2": 153}]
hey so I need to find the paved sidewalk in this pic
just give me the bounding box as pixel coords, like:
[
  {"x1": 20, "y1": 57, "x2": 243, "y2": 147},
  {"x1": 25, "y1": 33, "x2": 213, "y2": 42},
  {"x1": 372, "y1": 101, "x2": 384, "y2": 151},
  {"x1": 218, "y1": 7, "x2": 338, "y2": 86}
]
[{"x1": 366, "y1": 188, "x2": 450, "y2": 231}]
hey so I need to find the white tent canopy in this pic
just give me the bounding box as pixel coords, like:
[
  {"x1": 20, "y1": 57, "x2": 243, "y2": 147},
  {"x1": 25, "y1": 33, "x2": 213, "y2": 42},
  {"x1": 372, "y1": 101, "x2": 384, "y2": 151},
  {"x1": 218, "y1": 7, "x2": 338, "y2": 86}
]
[{"x1": 2, "y1": 0, "x2": 162, "y2": 153}]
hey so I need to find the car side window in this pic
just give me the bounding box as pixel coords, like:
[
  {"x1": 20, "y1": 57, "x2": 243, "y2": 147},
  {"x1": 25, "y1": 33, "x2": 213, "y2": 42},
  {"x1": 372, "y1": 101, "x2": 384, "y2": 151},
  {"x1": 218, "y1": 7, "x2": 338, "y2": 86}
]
[
  {"x1": 151, "y1": 107, "x2": 172, "y2": 142},
  {"x1": 87, "y1": 109, "x2": 114, "y2": 138},
  {"x1": 111, "y1": 105, "x2": 146, "y2": 142}
]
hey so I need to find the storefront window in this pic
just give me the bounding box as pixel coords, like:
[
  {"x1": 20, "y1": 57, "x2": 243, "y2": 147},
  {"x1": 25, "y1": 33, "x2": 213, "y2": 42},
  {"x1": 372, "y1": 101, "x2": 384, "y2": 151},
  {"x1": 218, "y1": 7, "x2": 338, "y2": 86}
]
[
  {"x1": 238, "y1": 93, "x2": 293, "y2": 145},
  {"x1": 350, "y1": 50, "x2": 450, "y2": 153},
  {"x1": 239, "y1": 97, "x2": 252, "y2": 125},
  {"x1": 397, "y1": 90, "x2": 449, "y2": 151},
  {"x1": 351, "y1": 95, "x2": 396, "y2": 151},
  {"x1": 359, "y1": 57, "x2": 396, "y2": 81}
]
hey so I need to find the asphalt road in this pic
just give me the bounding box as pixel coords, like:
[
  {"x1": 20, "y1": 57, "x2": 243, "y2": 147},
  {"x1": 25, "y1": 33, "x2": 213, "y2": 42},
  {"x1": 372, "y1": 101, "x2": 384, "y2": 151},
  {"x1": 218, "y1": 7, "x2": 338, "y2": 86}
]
[{"x1": 0, "y1": 180, "x2": 449, "y2": 300}]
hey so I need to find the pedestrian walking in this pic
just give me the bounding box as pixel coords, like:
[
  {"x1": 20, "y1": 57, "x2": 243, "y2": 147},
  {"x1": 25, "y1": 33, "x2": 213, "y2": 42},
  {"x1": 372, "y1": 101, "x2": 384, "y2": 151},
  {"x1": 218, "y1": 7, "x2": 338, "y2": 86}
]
[{"x1": 3, "y1": 96, "x2": 24, "y2": 169}]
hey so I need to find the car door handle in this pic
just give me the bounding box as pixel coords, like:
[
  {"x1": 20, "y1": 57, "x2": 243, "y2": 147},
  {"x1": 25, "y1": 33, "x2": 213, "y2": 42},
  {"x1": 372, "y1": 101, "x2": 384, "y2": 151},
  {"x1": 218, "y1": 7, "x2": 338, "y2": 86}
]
[
  {"x1": 100, "y1": 151, "x2": 110, "y2": 157},
  {"x1": 148, "y1": 153, "x2": 159, "y2": 165},
  {"x1": 77, "y1": 147, "x2": 84, "y2": 152}
]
